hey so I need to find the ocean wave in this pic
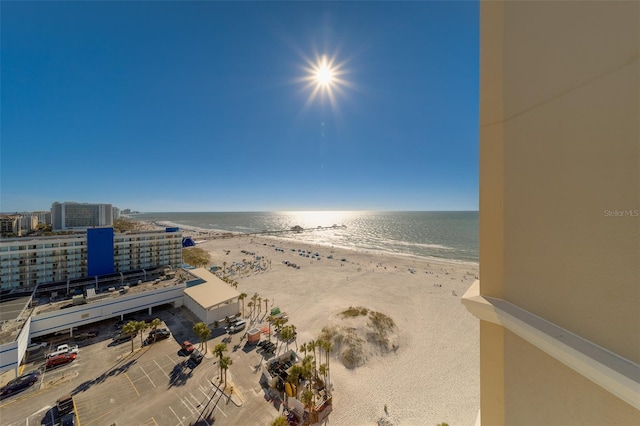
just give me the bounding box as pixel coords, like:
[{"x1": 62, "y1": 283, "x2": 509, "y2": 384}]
[{"x1": 388, "y1": 240, "x2": 456, "y2": 251}]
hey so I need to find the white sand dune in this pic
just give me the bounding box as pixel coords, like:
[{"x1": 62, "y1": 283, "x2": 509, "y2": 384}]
[{"x1": 197, "y1": 234, "x2": 479, "y2": 425}]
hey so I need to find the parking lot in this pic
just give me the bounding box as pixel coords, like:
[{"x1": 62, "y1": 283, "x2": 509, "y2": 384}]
[{"x1": 1, "y1": 307, "x2": 282, "y2": 426}]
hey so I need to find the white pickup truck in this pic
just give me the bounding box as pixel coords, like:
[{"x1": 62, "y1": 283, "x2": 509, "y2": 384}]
[{"x1": 46, "y1": 344, "x2": 79, "y2": 359}]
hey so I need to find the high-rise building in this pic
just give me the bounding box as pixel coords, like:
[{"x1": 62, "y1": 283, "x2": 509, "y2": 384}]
[
  {"x1": 463, "y1": 1, "x2": 639, "y2": 424},
  {"x1": 34, "y1": 211, "x2": 52, "y2": 226},
  {"x1": 51, "y1": 202, "x2": 113, "y2": 230}
]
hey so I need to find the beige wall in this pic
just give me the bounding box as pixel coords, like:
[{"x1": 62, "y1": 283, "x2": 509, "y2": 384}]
[
  {"x1": 505, "y1": 330, "x2": 639, "y2": 425},
  {"x1": 501, "y1": 0, "x2": 639, "y2": 364},
  {"x1": 479, "y1": 0, "x2": 640, "y2": 424}
]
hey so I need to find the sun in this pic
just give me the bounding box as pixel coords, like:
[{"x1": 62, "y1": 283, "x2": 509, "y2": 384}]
[
  {"x1": 315, "y1": 60, "x2": 334, "y2": 86},
  {"x1": 299, "y1": 53, "x2": 350, "y2": 109}
]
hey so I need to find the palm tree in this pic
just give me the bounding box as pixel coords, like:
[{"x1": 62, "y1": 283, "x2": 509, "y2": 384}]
[
  {"x1": 302, "y1": 355, "x2": 314, "y2": 382},
  {"x1": 251, "y1": 293, "x2": 259, "y2": 315},
  {"x1": 301, "y1": 389, "x2": 315, "y2": 414},
  {"x1": 266, "y1": 316, "x2": 274, "y2": 343},
  {"x1": 280, "y1": 326, "x2": 294, "y2": 352},
  {"x1": 122, "y1": 321, "x2": 137, "y2": 353},
  {"x1": 318, "y1": 364, "x2": 328, "y2": 388},
  {"x1": 247, "y1": 301, "x2": 254, "y2": 320},
  {"x1": 273, "y1": 317, "x2": 288, "y2": 334},
  {"x1": 238, "y1": 293, "x2": 247, "y2": 318},
  {"x1": 270, "y1": 416, "x2": 289, "y2": 426},
  {"x1": 150, "y1": 318, "x2": 161, "y2": 343},
  {"x1": 220, "y1": 356, "x2": 233, "y2": 387},
  {"x1": 193, "y1": 322, "x2": 211, "y2": 354},
  {"x1": 213, "y1": 343, "x2": 228, "y2": 379},
  {"x1": 321, "y1": 339, "x2": 333, "y2": 386},
  {"x1": 263, "y1": 298, "x2": 269, "y2": 315},
  {"x1": 290, "y1": 324, "x2": 298, "y2": 351},
  {"x1": 136, "y1": 321, "x2": 149, "y2": 347},
  {"x1": 287, "y1": 364, "x2": 305, "y2": 398},
  {"x1": 308, "y1": 340, "x2": 317, "y2": 374},
  {"x1": 257, "y1": 297, "x2": 262, "y2": 314},
  {"x1": 300, "y1": 342, "x2": 307, "y2": 359},
  {"x1": 222, "y1": 261, "x2": 227, "y2": 278}
]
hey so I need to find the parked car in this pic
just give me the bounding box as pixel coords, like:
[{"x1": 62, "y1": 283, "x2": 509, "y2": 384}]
[
  {"x1": 114, "y1": 318, "x2": 137, "y2": 329},
  {"x1": 187, "y1": 350, "x2": 203, "y2": 369},
  {"x1": 227, "y1": 320, "x2": 246, "y2": 334},
  {"x1": 144, "y1": 329, "x2": 171, "y2": 345},
  {"x1": 54, "y1": 327, "x2": 78, "y2": 336},
  {"x1": 57, "y1": 394, "x2": 74, "y2": 416},
  {"x1": 181, "y1": 341, "x2": 196, "y2": 354},
  {"x1": 224, "y1": 318, "x2": 242, "y2": 330},
  {"x1": 60, "y1": 413, "x2": 76, "y2": 426},
  {"x1": 46, "y1": 344, "x2": 79, "y2": 359},
  {"x1": 46, "y1": 353, "x2": 76, "y2": 368},
  {"x1": 0, "y1": 372, "x2": 40, "y2": 397},
  {"x1": 27, "y1": 342, "x2": 48, "y2": 352},
  {"x1": 112, "y1": 331, "x2": 136, "y2": 343},
  {"x1": 148, "y1": 327, "x2": 169, "y2": 337},
  {"x1": 73, "y1": 331, "x2": 98, "y2": 341}
]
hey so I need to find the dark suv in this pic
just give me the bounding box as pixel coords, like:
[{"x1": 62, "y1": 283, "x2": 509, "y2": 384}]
[
  {"x1": 187, "y1": 350, "x2": 204, "y2": 368},
  {"x1": 145, "y1": 328, "x2": 171, "y2": 344}
]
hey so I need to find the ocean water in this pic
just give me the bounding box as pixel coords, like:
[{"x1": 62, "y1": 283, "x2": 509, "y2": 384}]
[{"x1": 132, "y1": 211, "x2": 478, "y2": 262}]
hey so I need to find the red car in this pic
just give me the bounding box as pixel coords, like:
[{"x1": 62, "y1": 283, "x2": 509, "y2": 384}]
[
  {"x1": 181, "y1": 341, "x2": 195, "y2": 354},
  {"x1": 46, "y1": 353, "x2": 76, "y2": 368}
]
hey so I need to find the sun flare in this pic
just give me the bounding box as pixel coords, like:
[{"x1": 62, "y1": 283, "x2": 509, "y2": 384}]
[
  {"x1": 315, "y1": 60, "x2": 334, "y2": 86},
  {"x1": 299, "y1": 53, "x2": 350, "y2": 109}
]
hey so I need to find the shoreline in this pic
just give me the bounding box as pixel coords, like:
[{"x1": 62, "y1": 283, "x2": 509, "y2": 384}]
[{"x1": 132, "y1": 218, "x2": 479, "y2": 267}]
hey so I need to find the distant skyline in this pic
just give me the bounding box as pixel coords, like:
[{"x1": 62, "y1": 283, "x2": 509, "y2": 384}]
[{"x1": 1, "y1": 2, "x2": 479, "y2": 213}]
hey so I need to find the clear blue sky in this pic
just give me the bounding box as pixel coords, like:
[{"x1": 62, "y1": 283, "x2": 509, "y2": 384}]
[{"x1": 1, "y1": 1, "x2": 479, "y2": 213}]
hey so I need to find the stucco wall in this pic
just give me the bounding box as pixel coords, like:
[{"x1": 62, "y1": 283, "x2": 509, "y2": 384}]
[
  {"x1": 182, "y1": 293, "x2": 239, "y2": 326},
  {"x1": 504, "y1": 330, "x2": 640, "y2": 425},
  {"x1": 500, "y1": 0, "x2": 639, "y2": 364},
  {"x1": 479, "y1": 0, "x2": 640, "y2": 423}
]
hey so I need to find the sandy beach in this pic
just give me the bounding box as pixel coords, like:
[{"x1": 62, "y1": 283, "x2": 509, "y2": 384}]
[
  {"x1": 191, "y1": 231, "x2": 480, "y2": 426},
  {"x1": 133, "y1": 219, "x2": 480, "y2": 424}
]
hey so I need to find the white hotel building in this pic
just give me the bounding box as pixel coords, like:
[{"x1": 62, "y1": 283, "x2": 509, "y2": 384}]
[
  {"x1": 51, "y1": 201, "x2": 113, "y2": 231},
  {"x1": 0, "y1": 230, "x2": 182, "y2": 291}
]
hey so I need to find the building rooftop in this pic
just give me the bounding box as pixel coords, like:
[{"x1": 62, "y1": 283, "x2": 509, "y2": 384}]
[{"x1": 183, "y1": 268, "x2": 240, "y2": 310}]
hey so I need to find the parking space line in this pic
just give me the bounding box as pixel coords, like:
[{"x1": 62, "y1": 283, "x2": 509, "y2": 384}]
[
  {"x1": 124, "y1": 372, "x2": 140, "y2": 397},
  {"x1": 181, "y1": 397, "x2": 197, "y2": 416},
  {"x1": 215, "y1": 401, "x2": 228, "y2": 417},
  {"x1": 139, "y1": 365, "x2": 156, "y2": 388},
  {"x1": 153, "y1": 360, "x2": 170, "y2": 379},
  {"x1": 197, "y1": 388, "x2": 228, "y2": 418},
  {"x1": 73, "y1": 395, "x2": 82, "y2": 426},
  {"x1": 168, "y1": 405, "x2": 183, "y2": 425}
]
